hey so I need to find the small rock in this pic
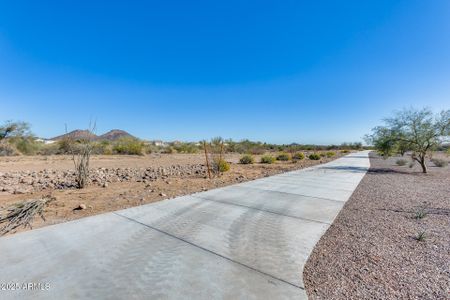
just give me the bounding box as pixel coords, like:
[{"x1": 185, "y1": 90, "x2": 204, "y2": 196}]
[
  {"x1": 103, "y1": 182, "x2": 109, "y2": 188},
  {"x1": 76, "y1": 204, "x2": 87, "y2": 210},
  {"x1": 159, "y1": 193, "x2": 167, "y2": 197}
]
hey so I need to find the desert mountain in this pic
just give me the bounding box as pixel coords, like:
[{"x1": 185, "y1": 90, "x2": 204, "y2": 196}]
[
  {"x1": 51, "y1": 129, "x2": 136, "y2": 141},
  {"x1": 98, "y1": 130, "x2": 135, "y2": 141},
  {"x1": 51, "y1": 130, "x2": 98, "y2": 141}
]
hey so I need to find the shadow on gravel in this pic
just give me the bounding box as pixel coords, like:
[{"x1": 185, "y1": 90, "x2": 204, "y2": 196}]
[
  {"x1": 378, "y1": 207, "x2": 450, "y2": 216},
  {"x1": 367, "y1": 168, "x2": 411, "y2": 175}
]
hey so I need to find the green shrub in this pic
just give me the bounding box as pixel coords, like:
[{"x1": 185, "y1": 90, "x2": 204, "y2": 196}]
[
  {"x1": 319, "y1": 152, "x2": 326, "y2": 157},
  {"x1": 91, "y1": 141, "x2": 112, "y2": 155},
  {"x1": 292, "y1": 152, "x2": 305, "y2": 160},
  {"x1": 14, "y1": 138, "x2": 41, "y2": 155},
  {"x1": 173, "y1": 142, "x2": 199, "y2": 154},
  {"x1": 326, "y1": 151, "x2": 336, "y2": 158},
  {"x1": 340, "y1": 149, "x2": 350, "y2": 154},
  {"x1": 308, "y1": 153, "x2": 321, "y2": 160},
  {"x1": 161, "y1": 146, "x2": 175, "y2": 154},
  {"x1": 217, "y1": 159, "x2": 230, "y2": 172},
  {"x1": 113, "y1": 137, "x2": 144, "y2": 155},
  {"x1": 396, "y1": 159, "x2": 408, "y2": 166},
  {"x1": 431, "y1": 158, "x2": 448, "y2": 167},
  {"x1": 239, "y1": 154, "x2": 254, "y2": 164},
  {"x1": 276, "y1": 153, "x2": 291, "y2": 161},
  {"x1": 260, "y1": 155, "x2": 276, "y2": 164}
]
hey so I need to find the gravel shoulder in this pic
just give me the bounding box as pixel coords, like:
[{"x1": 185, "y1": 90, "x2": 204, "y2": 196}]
[{"x1": 304, "y1": 152, "x2": 450, "y2": 299}]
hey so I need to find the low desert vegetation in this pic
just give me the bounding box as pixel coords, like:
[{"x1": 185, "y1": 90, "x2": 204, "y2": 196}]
[
  {"x1": 292, "y1": 152, "x2": 305, "y2": 160},
  {"x1": 112, "y1": 137, "x2": 144, "y2": 155},
  {"x1": 0, "y1": 120, "x2": 367, "y2": 159},
  {"x1": 326, "y1": 151, "x2": 336, "y2": 157},
  {"x1": 414, "y1": 207, "x2": 427, "y2": 220},
  {"x1": 396, "y1": 159, "x2": 408, "y2": 166},
  {"x1": 239, "y1": 154, "x2": 254, "y2": 164},
  {"x1": 260, "y1": 155, "x2": 276, "y2": 164},
  {"x1": 431, "y1": 158, "x2": 448, "y2": 167},
  {"x1": 276, "y1": 153, "x2": 291, "y2": 161},
  {"x1": 414, "y1": 231, "x2": 426, "y2": 242},
  {"x1": 309, "y1": 153, "x2": 321, "y2": 160},
  {"x1": 217, "y1": 159, "x2": 230, "y2": 172}
]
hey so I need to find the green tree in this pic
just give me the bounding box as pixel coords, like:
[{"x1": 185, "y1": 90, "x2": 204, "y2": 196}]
[
  {"x1": 0, "y1": 121, "x2": 32, "y2": 140},
  {"x1": 366, "y1": 108, "x2": 450, "y2": 173}
]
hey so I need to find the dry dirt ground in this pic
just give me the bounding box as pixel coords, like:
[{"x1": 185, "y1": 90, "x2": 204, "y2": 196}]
[
  {"x1": 304, "y1": 153, "x2": 450, "y2": 300},
  {"x1": 0, "y1": 152, "x2": 341, "y2": 235}
]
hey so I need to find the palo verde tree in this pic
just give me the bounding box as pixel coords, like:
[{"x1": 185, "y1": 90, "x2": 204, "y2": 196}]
[
  {"x1": 366, "y1": 108, "x2": 450, "y2": 173},
  {"x1": 0, "y1": 121, "x2": 32, "y2": 140}
]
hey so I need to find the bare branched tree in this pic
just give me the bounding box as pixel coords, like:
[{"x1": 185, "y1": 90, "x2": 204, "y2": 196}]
[{"x1": 66, "y1": 122, "x2": 96, "y2": 188}]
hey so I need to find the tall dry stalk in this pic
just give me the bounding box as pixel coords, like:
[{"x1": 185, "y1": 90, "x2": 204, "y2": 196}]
[
  {"x1": 203, "y1": 137, "x2": 228, "y2": 177},
  {"x1": 66, "y1": 122, "x2": 96, "y2": 188}
]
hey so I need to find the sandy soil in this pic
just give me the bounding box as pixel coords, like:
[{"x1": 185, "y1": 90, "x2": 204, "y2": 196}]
[
  {"x1": 304, "y1": 153, "x2": 450, "y2": 299},
  {"x1": 0, "y1": 152, "x2": 341, "y2": 235}
]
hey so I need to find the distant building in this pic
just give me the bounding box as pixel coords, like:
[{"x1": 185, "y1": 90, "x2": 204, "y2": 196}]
[
  {"x1": 35, "y1": 138, "x2": 56, "y2": 145},
  {"x1": 153, "y1": 140, "x2": 168, "y2": 147}
]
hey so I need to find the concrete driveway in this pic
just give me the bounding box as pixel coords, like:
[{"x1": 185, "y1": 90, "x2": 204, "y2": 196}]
[{"x1": 0, "y1": 151, "x2": 370, "y2": 299}]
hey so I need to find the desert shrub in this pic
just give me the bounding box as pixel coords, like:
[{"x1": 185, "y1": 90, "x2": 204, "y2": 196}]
[
  {"x1": 409, "y1": 161, "x2": 415, "y2": 168},
  {"x1": 113, "y1": 138, "x2": 144, "y2": 155},
  {"x1": 415, "y1": 231, "x2": 426, "y2": 242},
  {"x1": 319, "y1": 152, "x2": 326, "y2": 157},
  {"x1": 216, "y1": 159, "x2": 230, "y2": 172},
  {"x1": 13, "y1": 138, "x2": 41, "y2": 155},
  {"x1": 292, "y1": 152, "x2": 305, "y2": 160},
  {"x1": 396, "y1": 159, "x2": 408, "y2": 166},
  {"x1": 431, "y1": 158, "x2": 448, "y2": 167},
  {"x1": 309, "y1": 153, "x2": 321, "y2": 160},
  {"x1": 340, "y1": 149, "x2": 350, "y2": 154},
  {"x1": 276, "y1": 153, "x2": 291, "y2": 161},
  {"x1": 326, "y1": 151, "x2": 336, "y2": 158},
  {"x1": 260, "y1": 155, "x2": 276, "y2": 164},
  {"x1": 0, "y1": 142, "x2": 19, "y2": 156},
  {"x1": 447, "y1": 148, "x2": 450, "y2": 156},
  {"x1": 173, "y1": 142, "x2": 199, "y2": 154},
  {"x1": 239, "y1": 154, "x2": 254, "y2": 164},
  {"x1": 58, "y1": 139, "x2": 73, "y2": 154},
  {"x1": 38, "y1": 143, "x2": 60, "y2": 155},
  {"x1": 91, "y1": 141, "x2": 112, "y2": 155}
]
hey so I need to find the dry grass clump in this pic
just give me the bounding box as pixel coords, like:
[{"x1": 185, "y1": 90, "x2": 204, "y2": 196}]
[
  {"x1": 326, "y1": 151, "x2": 336, "y2": 157},
  {"x1": 396, "y1": 158, "x2": 408, "y2": 166},
  {"x1": 260, "y1": 155, "x2": 276, "y2": 164},
  {"x1": 431, "y1": 158, "x2": 448, "y2": 167},
  {"x1": 239, "y1": 154, "x2": 254, "y2": 164},
  {"x1": 276, "y1": 153, "x2": 291, "y2": 161},
  {"x1": 292, "y1": 152, "x2": 305, "y2": 160}
]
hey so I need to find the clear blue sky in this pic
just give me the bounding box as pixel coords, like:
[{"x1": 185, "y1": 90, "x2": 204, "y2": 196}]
[{"x1": 1, "y1": 1, "x2": 449, "y2": 144}]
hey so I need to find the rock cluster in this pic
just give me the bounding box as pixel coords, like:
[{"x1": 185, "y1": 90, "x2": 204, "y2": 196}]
[{"x1": 0, "y1": 164, "x2": 207, "y2": 194}]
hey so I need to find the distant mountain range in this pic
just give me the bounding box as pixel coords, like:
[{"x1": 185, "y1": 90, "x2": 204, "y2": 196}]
[{"x1": 51, "y1": 129, "x2": 137, "y2": 141}]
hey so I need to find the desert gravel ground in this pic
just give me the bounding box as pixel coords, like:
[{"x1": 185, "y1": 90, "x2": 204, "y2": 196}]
[{"x1": 304, "y1": 152, "x2": 450, "y2": 299}]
